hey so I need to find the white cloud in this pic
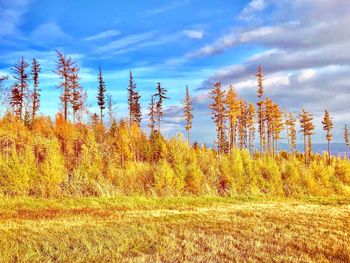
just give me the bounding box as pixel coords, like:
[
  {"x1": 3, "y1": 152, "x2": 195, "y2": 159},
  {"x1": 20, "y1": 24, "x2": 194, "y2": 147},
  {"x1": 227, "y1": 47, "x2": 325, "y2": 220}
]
[
  {"x1": 96, "y1": 31, "x2": 156, "y2": 53},
  {"x1": 84, "y1": 30, "x2": 120, "y2": 41},
  {"x1": 30, "y1": 22, "x2": 70, "y2": 45},
  {"x1": 0, "y1": 0, "x2": 31, "y2": 37},
  {"x1": 183, "y1": 30, "x2": 203, "y2": 39},
  {"x1": 238, "y1": 0, "x2": 266, "y2": 20}
]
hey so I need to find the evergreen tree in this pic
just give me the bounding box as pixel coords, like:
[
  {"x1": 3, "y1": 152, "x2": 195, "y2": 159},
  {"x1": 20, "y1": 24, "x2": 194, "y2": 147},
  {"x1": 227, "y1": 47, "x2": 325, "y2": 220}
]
[
  {"x1": 97, "y1": 66, "x2": 106, "y2": 124},
  {"x1": 238, "y1": 98, "x2": 248, "y2": 149},
  {"x1": 70, "y1": 67, "x2": 82, "y2": 123},
  {"x1": 10, "y1": 83, "x2": 21, "y2": 119},
  {"x1": 183, "y1": 85, "x2": 193, "y2": 145},
  {"x1": 31, "y1": 58, "x2": 41, "y2": 122},
  {"x1": 299, "y1": 109, "x2": 315, "y2": 165},
  {"x1": 106, "y1": 94, "x2": 114, "y2": 127},
  {"x1": 155, "y1": 82, "x2": 168, "y2": 132},
  {"x1": 272, "y1": 103, "x2": 283, "y2": 154},
  {"x1": 256, "y1": 65, "x2": 265, "y2": 155},
  {"x1": 91, "y1": 113, "x2": 99, "y2": 127},
  {"x1": 148, "y1": 95, "x2": 156, "y2": 134},
  {"x1": 322, "y1": 110, "x2": 333, "y2": 164},
  {"x1": 55, "y1": 50, "x2": 76, "y2": 121},
  {"x1": 225, "y1": 85, "x2": 240, "y2": 151},
  {"x1": 264, "y1": 97, "x2": 274, "y2": 153},
  {"x1": 247, "y1": 102, "x2": 256, "y2": 154},
  {"x1": 12, "y1": 57, "x2": 29, "y2": 121},
  {"x1": 209, "y1": 82, "x2": 227, "y2": 154},
  {"x1": 127, "y1": 70, "x2": 142, "y2": 126},
  {"x1": 285, "y1": 112, "x2": 296, "y2": 154}
]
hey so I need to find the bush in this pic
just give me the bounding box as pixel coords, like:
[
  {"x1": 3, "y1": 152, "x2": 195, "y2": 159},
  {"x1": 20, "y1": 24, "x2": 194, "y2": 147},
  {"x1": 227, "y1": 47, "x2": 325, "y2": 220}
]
[{"x1": 153, "y1": 160, "x2": 180, "y2": 196}]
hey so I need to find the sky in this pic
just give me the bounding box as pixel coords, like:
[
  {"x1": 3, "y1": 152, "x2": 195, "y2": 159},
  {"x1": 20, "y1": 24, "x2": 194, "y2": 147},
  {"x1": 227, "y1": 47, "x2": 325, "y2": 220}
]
[{"x1": 0, "y1": 0, "x2": 350, "y2": 144}]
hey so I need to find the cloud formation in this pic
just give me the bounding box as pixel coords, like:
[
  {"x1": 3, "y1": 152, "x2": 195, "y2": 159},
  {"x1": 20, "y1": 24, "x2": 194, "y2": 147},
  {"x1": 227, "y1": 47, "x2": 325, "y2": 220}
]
[
  {"x1": 84, "y1": 30, "x2": 120, "y2": 41},
  {"x1": 0, "y1": 0, "x2": 31, "y2": 37}
]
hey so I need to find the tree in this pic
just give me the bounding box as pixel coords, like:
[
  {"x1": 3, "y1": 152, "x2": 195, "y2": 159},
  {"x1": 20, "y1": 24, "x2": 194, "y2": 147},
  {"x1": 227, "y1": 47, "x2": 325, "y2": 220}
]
[
  {"x1": 10, "y1": 83, "x2": 21, "y2": 119},
  {"x1": 247, "y1": 102, "x2": 255, "y2": 154},
  {"x1": 256, "y1": 65, "x2": 265, "y2": 155},
  {"x1": 76, "y1": 85, "x2": 88, "y2": 123},
  {"x1": 148, "y1": 95, "x2": 156, "y2": 134},
  {"x1": 106, "y1": 94, "x2": 114, "y2": 127},
  {"x1": 322, "y1": 110, "x2": 333, "y2": 164},
  {"x1": 264, "y1": 97, "x2": 274, "y2": 154},
  {"x1": 209, "y1": 82, "x2": 227, "y2": 154},
  {"x1": 55, "y1": 50, "x2": 76, "y2": 121},
  {"x1": 299, "y1": 109, "x2": 315, "y2": 165},
  {"x1": 155, "y1": 82, "x2": 168, "y2": 132},
  {"x1": 272, "y1": 103, "x2": 283, "y2": 155},
  {"x1": 225, "y1": 85, "x2": 240, "y2": 151},
  {"x1": 344, "y1": 124, "x2": 349, "y2": 158},
  {"x1": 127, "y1": 70, "x2": 142, "y2": 126},
  {"x1": 183, "y1": 85, "x2": 193, "y2": 145},
  {"x1": 70, "y1": 67, "x2": 82, "y2": 123},
  {"x1": 97, "y1": 66, "x2": 106, "y2": 124},
  {"x1": 91, "y1": 113, "x2": 99, "y2": 127},
  {"x1": 237, "y1": 98, "x2": 248, "y2": 149},
  {"x1": 12, "y1": 57, "x2": 29, "y2": 121},
  {"x1": 31, "y1": 58, "x2": 41, "y2": 122},
  {"x1": 285, "y1": 112, "x2": 296, "y2": 154}
]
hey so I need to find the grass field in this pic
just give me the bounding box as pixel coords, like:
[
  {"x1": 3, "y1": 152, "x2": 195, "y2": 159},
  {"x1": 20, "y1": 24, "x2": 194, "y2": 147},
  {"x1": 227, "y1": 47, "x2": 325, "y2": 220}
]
[{"x1": 0, "y1": 196, "x2": 349, "y2": 262}]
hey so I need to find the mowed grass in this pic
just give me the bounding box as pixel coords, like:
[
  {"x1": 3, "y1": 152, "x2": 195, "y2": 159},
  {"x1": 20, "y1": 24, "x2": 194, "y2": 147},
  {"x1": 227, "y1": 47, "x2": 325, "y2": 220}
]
[{"x1": 0, "y1": 196, "x2": 349, "y2": 262}]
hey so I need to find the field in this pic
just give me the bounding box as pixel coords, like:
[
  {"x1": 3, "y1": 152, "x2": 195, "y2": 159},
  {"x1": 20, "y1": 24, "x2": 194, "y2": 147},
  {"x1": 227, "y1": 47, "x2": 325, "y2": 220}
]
[{"x1": 0, "y1": 196, "x2": 349, "y2": 262}]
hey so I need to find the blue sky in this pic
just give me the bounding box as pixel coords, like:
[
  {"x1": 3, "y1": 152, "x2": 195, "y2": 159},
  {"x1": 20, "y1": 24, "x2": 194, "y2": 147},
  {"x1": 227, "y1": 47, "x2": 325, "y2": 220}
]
[{"x1": 1, "y1": 0, "x2": 350, "y2": 144}]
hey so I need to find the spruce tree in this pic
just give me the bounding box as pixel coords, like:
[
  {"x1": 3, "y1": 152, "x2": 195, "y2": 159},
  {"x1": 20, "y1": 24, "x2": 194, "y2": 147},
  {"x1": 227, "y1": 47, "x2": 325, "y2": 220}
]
[
  {"x1": 55, "y1": 50, "x2": 76, "y2": 121},
  {"x1": 322, "y1": 110, "x2": 333, "y2": 164},
  {"x1": 299, "y1": 109, "x2": 315, "y2": 165},
  {"x1": 70, "y1": 67, "x2": 82, "y2": 123},
  {"x1": 10, "y1": 83, "x2": 22, "y2": 119},
  {"x1": 148, "y1": 95, "x2": 156, "y2": 134},
  {"x1": 237, "y1": 98, "x2": 248, "y2": 149},
  {"x1": 209, "y1": 82, "x2": 227, "y2": 154},
  {"x1": 155, "y1": 82, "x2": 168, "y2": 132},
  {"x1": 127, "y1": 70, "x2": 142, "y2": 126},
  {"x1": 183, "y1": 85, "x2": 193, "y2": 145},
  {"x1": 97, "y1": 66, "x2": 106, "y2": 124},
  {"x1": 12, "y1": 57, "x2": 29, "y2": 121},
  {"x1": 285, "y1": 112, "x2": 296, "y2": 154},
  {"x1": 225, "y1": 85, "x2": 240, "y2": 151},
  {"x1": 256, "y1": 65, "x2": 265, "y2": 155},
  {"x1": 247, "y1": 102, "x2": 256, "y2": 154},
  {"x1": 31, "y1": 58, "x2": 41, "y2": 122}
]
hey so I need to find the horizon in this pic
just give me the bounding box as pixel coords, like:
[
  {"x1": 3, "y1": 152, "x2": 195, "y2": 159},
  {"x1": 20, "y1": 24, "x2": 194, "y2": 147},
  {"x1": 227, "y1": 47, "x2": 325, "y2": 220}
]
[{"x1": 1, "y1": 0, "x2": 350, "y2": 144}]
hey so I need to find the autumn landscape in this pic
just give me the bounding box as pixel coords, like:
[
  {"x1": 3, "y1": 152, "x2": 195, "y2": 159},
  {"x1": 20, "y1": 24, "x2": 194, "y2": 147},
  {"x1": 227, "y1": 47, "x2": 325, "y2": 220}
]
[{"x1": 0, "y1": 0, "x2": 350, "y2": 262}]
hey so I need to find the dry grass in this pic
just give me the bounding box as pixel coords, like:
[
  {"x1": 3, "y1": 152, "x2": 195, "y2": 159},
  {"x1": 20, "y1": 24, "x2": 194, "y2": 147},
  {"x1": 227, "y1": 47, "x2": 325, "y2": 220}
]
[{"x1": 0, "y1": 196, "x2": 349, "y2": 262}]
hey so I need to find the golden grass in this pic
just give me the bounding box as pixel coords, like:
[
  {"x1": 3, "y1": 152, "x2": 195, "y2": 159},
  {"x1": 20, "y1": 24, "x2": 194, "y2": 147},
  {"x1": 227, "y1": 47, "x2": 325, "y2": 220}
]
[{"x1": 0, "y1": 196, "x2": 349, "y2": 262}]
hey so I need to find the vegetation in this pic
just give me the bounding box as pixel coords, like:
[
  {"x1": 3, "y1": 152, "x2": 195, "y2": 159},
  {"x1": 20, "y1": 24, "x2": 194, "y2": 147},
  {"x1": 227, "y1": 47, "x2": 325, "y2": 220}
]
[
  {"x1": 0, "y1": 196, "x2": 349, "y2": 261},
  {"x1": 0, "y1": 56, "x2": 350, "y2": 198}
]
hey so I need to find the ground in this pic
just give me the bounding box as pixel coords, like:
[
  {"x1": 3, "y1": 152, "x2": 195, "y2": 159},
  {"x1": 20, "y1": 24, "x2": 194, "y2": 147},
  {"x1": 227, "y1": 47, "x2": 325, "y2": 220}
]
[{"x1": 0, "y1": 196, "x2": 349, "y2": 262}]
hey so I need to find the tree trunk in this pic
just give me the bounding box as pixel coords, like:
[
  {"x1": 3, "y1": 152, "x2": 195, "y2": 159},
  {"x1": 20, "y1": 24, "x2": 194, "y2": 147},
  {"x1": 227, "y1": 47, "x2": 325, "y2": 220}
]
[
  {"x1": 304, "y1": 134, "x2": 307, "y2": 166},
  {"x1": 328, "y1": 140, "x2": 331, "y2": 165}
]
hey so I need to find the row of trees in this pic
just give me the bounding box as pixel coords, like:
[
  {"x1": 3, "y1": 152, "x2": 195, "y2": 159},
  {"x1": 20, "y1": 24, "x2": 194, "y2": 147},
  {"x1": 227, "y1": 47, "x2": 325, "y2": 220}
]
[
  {"x1": 208, "y1": 66, "x2": 349, "y2": 165},
  {"x1": 1, "y1": 54, "x2": 349, "y2": 164},
  {"x1": 1, "y1": 53, "x2": 350, "y2": 197}
]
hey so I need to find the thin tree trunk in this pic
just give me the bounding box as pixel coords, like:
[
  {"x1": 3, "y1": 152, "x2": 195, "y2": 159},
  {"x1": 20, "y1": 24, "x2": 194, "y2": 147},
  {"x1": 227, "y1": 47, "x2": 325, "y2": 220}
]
[
  {"x1": 304, "y1": 134, "x2": 307, "y2": 166},
  {"x1": 187, "y1": 129, "x2": 190, "y2": 146},
  {"x1": 328, "y1": 140, "x2": 331, "y2": 165}
]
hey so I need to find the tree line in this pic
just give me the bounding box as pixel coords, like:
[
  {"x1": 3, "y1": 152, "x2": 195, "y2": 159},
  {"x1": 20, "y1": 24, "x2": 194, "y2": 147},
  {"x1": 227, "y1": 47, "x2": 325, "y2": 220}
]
[
  {"x1": 1, "y1": 52, "x2": 350, "y2": 197},
  {"x1": 208, "y1": 66, "x2": 349, "y2": 165},
  {"x1": 0, "y1": 52, "x2": 349, "y2": 165}
]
